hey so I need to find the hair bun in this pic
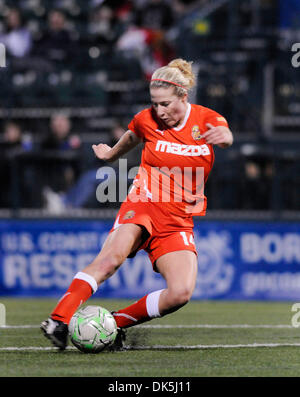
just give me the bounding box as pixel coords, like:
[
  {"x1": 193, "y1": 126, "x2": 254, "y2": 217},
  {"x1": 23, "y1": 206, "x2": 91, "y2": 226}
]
[
  {"x1": 168, "y1": 59, "x2": 193, "y2": 75},
  {"x1": 167, "y1": 58, "x2": 195, "y2": 89}
]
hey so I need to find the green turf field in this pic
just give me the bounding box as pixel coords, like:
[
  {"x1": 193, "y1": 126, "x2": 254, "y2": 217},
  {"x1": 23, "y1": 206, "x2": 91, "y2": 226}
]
[{"x1": 0, "y1": 298, "x2": 300, "y2": 377}]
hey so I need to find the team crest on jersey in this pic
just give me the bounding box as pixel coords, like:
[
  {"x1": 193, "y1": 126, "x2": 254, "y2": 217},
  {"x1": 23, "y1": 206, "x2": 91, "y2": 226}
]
[
  {"x1": 123, "y1": 210, "x2": 135, "y2": 220},
  {"x1": 191, "y1": 125, "x2": 202, "y2": 140}
]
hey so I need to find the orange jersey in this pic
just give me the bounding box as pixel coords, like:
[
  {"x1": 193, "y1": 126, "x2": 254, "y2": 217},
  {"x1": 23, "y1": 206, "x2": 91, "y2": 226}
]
[{"x1": 127, "y1": 103, "x2": 229, "y2": 217}]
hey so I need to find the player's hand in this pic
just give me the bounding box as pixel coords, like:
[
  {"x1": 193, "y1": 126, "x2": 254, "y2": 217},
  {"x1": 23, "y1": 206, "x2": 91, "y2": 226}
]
[
  {"x1": 202, "y1": 123, "x2": 233, "y2": 148},
  {"x1": 92, "y1": 143, "x2": 113, "y2": 161}
]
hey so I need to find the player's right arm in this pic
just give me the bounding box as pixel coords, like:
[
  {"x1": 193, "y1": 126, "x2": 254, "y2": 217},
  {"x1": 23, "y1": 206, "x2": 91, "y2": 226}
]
[{"x1": 92, "y1": 130, "x2": 141, "y2": 162}]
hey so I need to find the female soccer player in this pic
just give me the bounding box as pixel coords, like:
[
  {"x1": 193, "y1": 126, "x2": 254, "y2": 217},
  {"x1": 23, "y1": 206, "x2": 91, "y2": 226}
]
[{"x1": 41, "y1": 59, "x2": 233, "y2": 350}]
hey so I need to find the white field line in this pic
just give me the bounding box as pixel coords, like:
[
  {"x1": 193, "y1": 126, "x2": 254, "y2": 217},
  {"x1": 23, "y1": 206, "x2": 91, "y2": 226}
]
[
  {"x1": 0, "y1": 346, "x2": 76, "y2": 351},
  {"x1": 1, "y1": 343, "x2": 300, "y2": 352},
  {"x1": 1, "y1": 324, "x2": 298, "y2": 351},
  {"x1": 139, "y1": 324, "x2": 295, "y2": 329},
  {"x1": 0, "y1": 325, "x2": 40, "y2": 329},
  {"x1": 0, "y1": 324, "x2": 295, "y2": 329},
  {"x1": 131, "y1": 343, "x2": 300, "y2": 350}
]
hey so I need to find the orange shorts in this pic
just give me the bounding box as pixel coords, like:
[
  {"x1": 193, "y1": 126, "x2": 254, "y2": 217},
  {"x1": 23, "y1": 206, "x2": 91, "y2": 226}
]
[{"x1": 109, "y1": 200, "x2": 197, "y2": 271}]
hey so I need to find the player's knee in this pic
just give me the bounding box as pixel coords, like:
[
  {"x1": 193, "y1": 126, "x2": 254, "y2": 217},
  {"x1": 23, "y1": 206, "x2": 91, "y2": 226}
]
[
  {"x1": 170, "y1": 286, "x2": 193, "y2": 308},
  {"x1": 92, "y1": 252, "x2": 124, "y2": 278}
]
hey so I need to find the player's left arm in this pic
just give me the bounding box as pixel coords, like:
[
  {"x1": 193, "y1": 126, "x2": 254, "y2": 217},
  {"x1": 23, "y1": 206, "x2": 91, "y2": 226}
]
[{"x1": 202, "y1": 123, "x2": 233, "y2": 148}]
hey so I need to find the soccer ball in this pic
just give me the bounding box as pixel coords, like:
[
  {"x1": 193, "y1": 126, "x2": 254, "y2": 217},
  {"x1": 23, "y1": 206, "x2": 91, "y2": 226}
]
[{"x1": 69, "y1": 305, "x2": 117, "y2": 353}]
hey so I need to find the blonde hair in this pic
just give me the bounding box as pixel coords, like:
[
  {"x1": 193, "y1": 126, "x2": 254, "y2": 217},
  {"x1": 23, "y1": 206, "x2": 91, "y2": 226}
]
[{"x1": 150, "y1": 58, "x2": 195, "y2": 97}]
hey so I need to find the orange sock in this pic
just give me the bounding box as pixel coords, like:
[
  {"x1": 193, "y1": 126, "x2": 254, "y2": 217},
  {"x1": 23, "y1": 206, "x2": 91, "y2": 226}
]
[
  {"x1": 51, "y1": 272, "x2": 97, "y2": 324},
  {"x1": 113, "y1": 289, "x2": 164, "y2": 328},
  {"x1": 113, "y1": 295, "x2": 148, "y2": 328}
]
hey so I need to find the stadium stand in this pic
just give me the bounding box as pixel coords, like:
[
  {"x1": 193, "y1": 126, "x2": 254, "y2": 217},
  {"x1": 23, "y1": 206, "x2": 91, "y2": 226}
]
[{"x1": 0, "y1": 0, "x2": 299, "y2": 217}]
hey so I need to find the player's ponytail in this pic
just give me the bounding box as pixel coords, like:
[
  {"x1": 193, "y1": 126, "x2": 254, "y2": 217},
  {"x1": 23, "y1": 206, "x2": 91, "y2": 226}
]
[{"x1": 150, "y1": 58, "x2": 195, "y2": 97}]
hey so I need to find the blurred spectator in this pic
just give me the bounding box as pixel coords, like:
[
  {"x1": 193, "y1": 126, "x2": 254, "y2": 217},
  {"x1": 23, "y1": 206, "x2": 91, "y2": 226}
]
[
  {"x1": 0, "y1": 8, "x2": 32, "y2": 58},
  {"x1": 0, "y1": 122, "x2": 33, "y2": 208},
  {"x1": 241, "y1": 159, "x2": 272, "y2": 210},
  {"x1": 116, "y1": 24, "x2": 174, "y2": 79},
  {"x1": 1, "y1": 121, "x2": 23, "y2": 150},
  {"x1": 41, "y1": 113, "x2": 82, "y2": 211},
  {"x1": 1, "y1": 121, "x2": 33, "y2": 153},
  {"x1": 134, "y1": 0, "x2": 174, "y2": 31},
  {"x1": 88, "y1": 4, "x2": 125, "y2": 50},
  {"x1": 101, "y1": 0, "x2": 134, "y2": 23},
  {"x1": 41, "y1": 113, "x2": 81, "y2": 151},
  {"x1": 33, "y1": 9, "x2": 75, "y2": 62}
]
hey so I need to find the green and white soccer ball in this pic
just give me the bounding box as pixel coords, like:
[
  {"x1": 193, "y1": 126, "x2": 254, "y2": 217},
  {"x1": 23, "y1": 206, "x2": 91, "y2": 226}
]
[{"x1": 69, "y1": 305, "x2": 117, "y2": 353}]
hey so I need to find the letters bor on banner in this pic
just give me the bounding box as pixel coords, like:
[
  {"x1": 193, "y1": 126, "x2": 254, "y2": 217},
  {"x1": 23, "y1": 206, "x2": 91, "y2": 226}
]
[
  {"x1": 0, "y1": 43, "x2": 6, "y2": 67},
  {"x1": 0, "y1": 303, "x2": 6, "y2": 326}
]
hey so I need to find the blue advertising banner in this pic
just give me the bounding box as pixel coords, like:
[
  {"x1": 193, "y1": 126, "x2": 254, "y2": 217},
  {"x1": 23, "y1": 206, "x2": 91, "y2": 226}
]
[{"x1": 0, "y1": 219, "x2": 300, "y2": 300}]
